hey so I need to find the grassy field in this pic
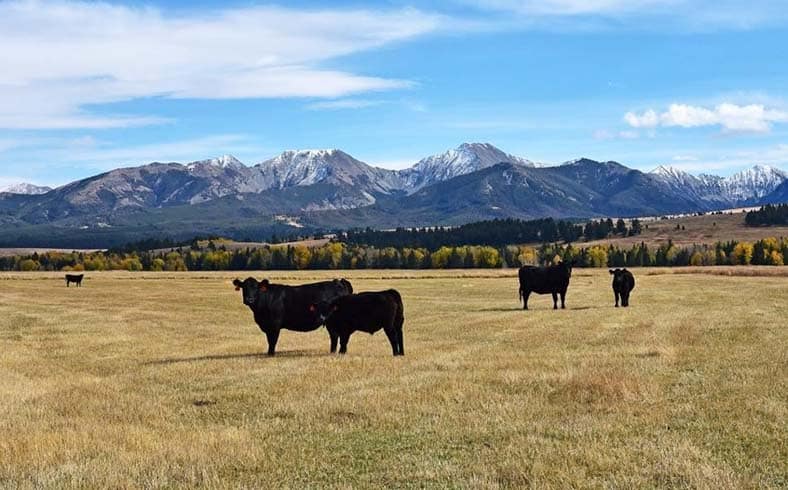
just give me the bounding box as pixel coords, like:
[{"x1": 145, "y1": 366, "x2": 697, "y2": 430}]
[
  {"x1": 583, "y1": 212, "x2": 788, "y2": 248},
  {"x1": 1, "y1": 268, "x2": 786, "y2": 488}
]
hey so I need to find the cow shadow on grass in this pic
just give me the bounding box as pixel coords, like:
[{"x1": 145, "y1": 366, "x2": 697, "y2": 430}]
[
  {"x1": 477, "y1": 305, "x2": 599, "y2": 312},
  {"x1": 143, "y1": 349, "x2": 324, "y2": 365},
  {"x1": 477, "y1": 307, "x2": 524, "y2": 312}
]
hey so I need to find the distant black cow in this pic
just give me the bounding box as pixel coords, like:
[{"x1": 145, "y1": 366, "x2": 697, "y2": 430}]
[
  {"x1": 65, "y1": 274, "x2": 84, "y2": 287},
  {"x1": 609, "y1": 268, "x2": 635, "y2": 307},
  {"x1": 311, "y1": 290, "x2": 404, "y2": 356},
  {"x1": 232, "y1": 277, "x2": 353, "y2": 356},
  {"x1": 518, "y1": 262, "x2": 573, "y2": 310}
]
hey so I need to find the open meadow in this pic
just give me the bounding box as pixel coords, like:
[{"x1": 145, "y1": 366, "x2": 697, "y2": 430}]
[{"x1": 1, "y1": 268, "x2": 786, "y2": 488}]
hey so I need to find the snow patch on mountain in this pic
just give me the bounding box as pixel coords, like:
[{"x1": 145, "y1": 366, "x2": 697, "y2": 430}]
[
  {"x1": 187, "y1": 154, "x2": 245, "y2": 171},
  {"x1": 650, "y1": 164, "x2": 786, "y2": 205},
  {"x1": 722, "y1": 165, "x2": 786, "y2": 202},
  {"x1": 0, "y1": 183, "x2": 52, "y2": 195}
]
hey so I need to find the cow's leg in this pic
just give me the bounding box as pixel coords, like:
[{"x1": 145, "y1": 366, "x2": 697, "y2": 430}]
[
  {"x1": 614, "y1": 290, "x2": 620, "y2": 307},
  {"x1": 265, "y1": 328, "x2": 281, "y2": 356},
  {"x1": 522, "y1": 290, "x2": 530, "y2": 310},
  {"x1": 622, "y1": 292, "x2": 629, "y2": 307},
  {"x1": 552, "y1": 292, "x2": 558, "y2": 310},
  {"x1": 339, "y1": 333, "x2": 350, "y2": 354},
  {"x1": 329, "y1": 329, "x2": 339, "y2": 353},
  {"x1": 395, "y1": 314, "x2": 405, "y2": 356},
  {"x1": 383, "y1": 325, "x2": 399, "y2": 356},
  {"x1": 560, "y1": 290, "x2": 566, "y2": 309}
]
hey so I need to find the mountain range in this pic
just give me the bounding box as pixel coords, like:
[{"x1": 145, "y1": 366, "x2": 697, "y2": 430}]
[{"x1": 1, "y1": 142, "x2": 786, "y2": 247}]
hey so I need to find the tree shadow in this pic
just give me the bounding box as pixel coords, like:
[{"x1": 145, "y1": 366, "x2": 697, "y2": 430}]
[{"x1": 143, "y1": 349, "x2": 325, "y2": 365}]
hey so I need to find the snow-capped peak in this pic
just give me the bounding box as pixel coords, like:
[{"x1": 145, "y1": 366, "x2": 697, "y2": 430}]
[
  {"x1": 188, "y1": 154, "x2": 245, "y2": 170},
  {"x1": 0, "y1": 182, "x2": 52, "y2": 195},
  {"x1": 253, "y1": 148, "x2": 402, "y2": 196},
  {"x1": 400, "y1": 142, "x2": 534, "y2": 191},
  {"x1": 723, "y1": 164, "x2": 787, "y2": 201},
  {"x1": 652, "y1": 164, "x2": 683, "y2": 176}
]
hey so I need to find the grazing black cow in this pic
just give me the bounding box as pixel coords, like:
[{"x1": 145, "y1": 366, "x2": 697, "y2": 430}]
[
  {"x1": 609, "y1": 268, "x2": 635, "y2": 307},
  {"x1": 232, "y1": 277, "x2": 353, "y2": 356},
  {"x1": 65, "y1": 274, "x2": 84, "y2": 287},
  {"x1": 518, "y1": 262, "x2": 573, "y2": 310},
  {"x1": 311, "y1": 290, "x2": 404, "y2": 356}
]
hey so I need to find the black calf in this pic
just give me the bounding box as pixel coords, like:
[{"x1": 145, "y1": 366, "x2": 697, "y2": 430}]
[
  {"x1": 609, "y1": 268, "x2": 635, "y2": 307},
  {"x1": 65, "y1": 274, "x2": 84, "y2": 287},
  {"x1": 312, "y1": 290, "x2": 405, "y2": 356}
]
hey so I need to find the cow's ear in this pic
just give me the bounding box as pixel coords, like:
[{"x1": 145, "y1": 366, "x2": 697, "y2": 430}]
[
  {"x1": 309, "y1": 304, "x2": 316, "y2": 312},
  {"x1": 233, "y1": 279, "x2": 242, "y2": 290},
  {"x1": 332, "y1": 305, "x2": 339, "y2": 311},
  {"x1": 259, "y1": 283, "x2": 268, "y2": 292},
  {"x1": 609, "y1": 269, "x2": 614, "y2": 274},
  {"x1": 261, "y1": 279, "x2": 270, "y2": 285}
]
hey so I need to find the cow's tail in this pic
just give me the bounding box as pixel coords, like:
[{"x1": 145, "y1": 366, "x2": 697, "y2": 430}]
[{"x1": 519, "y1": 286, "x2": 523, "y2": 303}]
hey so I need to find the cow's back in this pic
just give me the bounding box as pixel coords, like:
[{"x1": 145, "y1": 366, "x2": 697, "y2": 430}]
[{"x1": 263, "y1": 279, "x2": 353, "y2": 331}]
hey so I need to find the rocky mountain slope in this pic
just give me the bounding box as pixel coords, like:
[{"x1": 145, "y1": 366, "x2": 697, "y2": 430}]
[{"x1": 0, "y1": 142, "x2": 786, "y2": 246}]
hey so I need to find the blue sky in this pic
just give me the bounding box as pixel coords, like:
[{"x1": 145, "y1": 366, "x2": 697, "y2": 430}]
[{"x1": 1, "y1": 0, "x2": 788, "y2": 187}]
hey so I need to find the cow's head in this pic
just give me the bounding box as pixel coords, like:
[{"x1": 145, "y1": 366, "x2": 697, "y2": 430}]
[
  {"x1": 309, "y1": 301, "x2": 338, "y2": 323},
  {"x1": 559, "y1": 260, "x2": 575, "y2": 277},
  {"x1": 609, "y1": 268, "x2": 627, "y2": 285},
  {"x1": 233, "y1": 277, "x2": 270, "y2": 306}
]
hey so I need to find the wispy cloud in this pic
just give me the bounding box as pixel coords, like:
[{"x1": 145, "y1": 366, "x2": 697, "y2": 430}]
[
  {"x1": 305, "y1": 99, "x2": 386, "y2": 111},
  {"x1": 625, "y1": 103, "x2": 788, "y2": 133},
  {"x1": 0, "y1": 134, "x2": 271, "y2": 186},
  {"x1": 460, "y1": 0, "x2": 788, "y2": 30},
  {"x1": 593, "y1": 129, "x2": 641, "y2": 140},
  {"x1": 465, "y1": 0, "x2": 679, "y2": 16},
  {"x1": 0, "y1": 1, "x2": 444, "y2": 130},
  {"x1": 656, "y1": 144, "x2": 788, "y2": 173}
]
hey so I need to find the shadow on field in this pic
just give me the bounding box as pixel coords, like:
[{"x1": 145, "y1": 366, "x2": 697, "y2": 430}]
[
  {"x1": 143, "y1": 349, "x2": 324, "y2": 365},
  {"x1": 477, "y1": 307, "x2": 523, "y2": 312},
  {"x1": 478, "y1": 305, "x2": 600, "y2": 312}
]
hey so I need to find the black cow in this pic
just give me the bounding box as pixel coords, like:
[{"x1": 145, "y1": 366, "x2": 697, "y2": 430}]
[
  {"x1": 232, "y1": 277, "x2": 353, "y2": 356},
  {"x1": 518, "y1": 262, "x2": 573, "y2": 310},
  {"x1": 65, "y1": 274, "x2": 84, "y2": 287},
  {"x1": 311, "y1": 290, "x2": 404, "y2": 356},
  {"x1": 609, "y1": 268, "x2": 635, "y2": 307}
]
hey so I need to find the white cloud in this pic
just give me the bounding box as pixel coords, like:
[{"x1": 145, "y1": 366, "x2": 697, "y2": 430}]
[
  {"x1": 461, "y1": 0, "x2": 788, "y2": 31},
  {"x1": 467, "y1": 0, "x2": 678, "y2": 16},
  {"x1": 0, "y1": 1, "x2": 443, "y2": 130},
  {"x1": 624, "y1": 103, "x2": 788, "y2": 133},
  {"x1": 306, "y1": 99, "x2": 386, "y2": 111},
  {"x1": 672, "y1": 155, "x2": 698, "y2": 161},
  {"x1": 593, "y1": 129, "x2": 640, "y2": 140}
]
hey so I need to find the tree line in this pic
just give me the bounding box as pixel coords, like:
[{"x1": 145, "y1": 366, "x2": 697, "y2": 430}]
[
  {"x1": 3, "y1": 236, "x2": 785, "y2": 272},
  {"x1": 344, "y1": 217, "x2": 641, "y2": 249},
  {"x1": 745, "y1": 204, "x2": 788, "y2": 226}
]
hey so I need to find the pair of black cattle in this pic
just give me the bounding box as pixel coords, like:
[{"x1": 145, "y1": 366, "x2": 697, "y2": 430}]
[
  {"x1": 233, "y1": 278, "x2": 405, "y2": 356},
  {"x1": 517, "y1": 262, "x2": 635, "y2": 309}
]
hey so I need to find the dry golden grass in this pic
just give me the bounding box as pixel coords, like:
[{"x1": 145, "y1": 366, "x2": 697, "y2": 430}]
[
  {"x1": 1, "y1": 268, "x2": 786, "y2": 488},
  {"x1": 582, "y1": 212, "x2": 788, "y2": 248}
]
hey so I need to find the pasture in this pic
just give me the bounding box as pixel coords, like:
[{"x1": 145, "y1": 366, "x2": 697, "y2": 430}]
[{"x1": 1, "y1": 269, "x2": 786, "y2": 488}]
